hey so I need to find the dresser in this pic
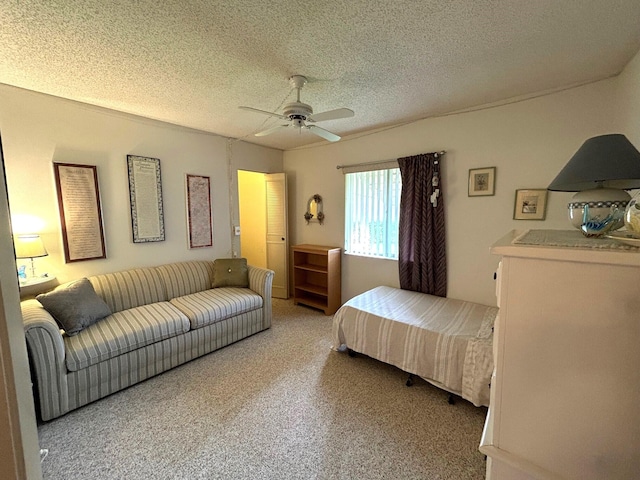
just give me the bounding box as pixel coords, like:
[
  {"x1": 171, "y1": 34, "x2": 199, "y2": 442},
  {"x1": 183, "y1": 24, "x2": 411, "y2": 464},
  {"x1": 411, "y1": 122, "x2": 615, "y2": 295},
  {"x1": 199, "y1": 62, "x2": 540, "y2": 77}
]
[
  {"x1": 292, "y1": 244, "x2": 341, "y2": 315},
  {"x1": 480, "y1": 230, "x2": 640, "y2": 480}
]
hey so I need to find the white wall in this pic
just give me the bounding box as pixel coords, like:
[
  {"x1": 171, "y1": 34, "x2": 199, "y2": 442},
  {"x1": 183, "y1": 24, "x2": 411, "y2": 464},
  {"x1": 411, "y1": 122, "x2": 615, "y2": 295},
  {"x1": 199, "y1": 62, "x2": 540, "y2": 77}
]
[
  {"x1": 616, "y1": 49, "x2": 640, "y2": 145},
  {"x1": 284, "y1": 78, "x2": 620, "y2": 306},
  {"x1": 0, "y1": 84, "x2": 282, "y2": 285}
]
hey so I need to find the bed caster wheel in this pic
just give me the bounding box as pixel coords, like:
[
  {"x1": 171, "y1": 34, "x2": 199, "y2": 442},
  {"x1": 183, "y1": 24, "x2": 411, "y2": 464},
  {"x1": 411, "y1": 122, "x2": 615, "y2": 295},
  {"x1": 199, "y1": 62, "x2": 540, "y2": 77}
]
[
  {"x1": 448, "y1": 394, "x2": 456, "y2": 405},
  {"x1": 347, "y1": 348, "x2": 356, "y2": 357},
  {"x1": 406, "y1": 374, "x2": 414, "y2": 387}
]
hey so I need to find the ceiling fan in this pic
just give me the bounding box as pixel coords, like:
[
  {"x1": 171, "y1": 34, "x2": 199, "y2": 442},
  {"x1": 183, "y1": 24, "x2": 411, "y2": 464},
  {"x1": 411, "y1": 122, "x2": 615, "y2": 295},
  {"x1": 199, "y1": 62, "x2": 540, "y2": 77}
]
[{"x1": 240, "y1": 75, "x2": 354, "y2": 142}]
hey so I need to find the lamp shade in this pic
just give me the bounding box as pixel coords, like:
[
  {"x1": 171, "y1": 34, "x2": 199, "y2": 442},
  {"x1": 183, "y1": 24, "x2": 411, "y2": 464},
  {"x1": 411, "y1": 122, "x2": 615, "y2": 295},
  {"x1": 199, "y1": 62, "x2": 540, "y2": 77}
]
[
  {"x1": 14, "y1": 234, "x2": 48, "y2": 259},
  {"x1": 548, "y1": 134, "x2": 640, "y2": 191},
  {"x1": 548, "y1": 134, "x2": 640, "y2": 236}
]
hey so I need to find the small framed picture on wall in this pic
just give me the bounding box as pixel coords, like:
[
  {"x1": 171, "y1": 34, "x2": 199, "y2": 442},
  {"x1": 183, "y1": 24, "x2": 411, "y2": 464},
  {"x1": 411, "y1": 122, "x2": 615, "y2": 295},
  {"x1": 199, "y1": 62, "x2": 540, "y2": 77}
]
[
  {"x1": 468, "y1": 167, "x2": 496, "y2": 196},
  {"x1": 513, "y1": 189, "x2": 548, "y2": 220}
]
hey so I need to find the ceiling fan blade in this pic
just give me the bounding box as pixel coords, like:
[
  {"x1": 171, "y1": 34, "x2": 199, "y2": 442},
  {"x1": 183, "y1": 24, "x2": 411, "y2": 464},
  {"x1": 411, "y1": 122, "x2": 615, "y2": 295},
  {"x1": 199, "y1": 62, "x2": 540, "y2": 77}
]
[
  {"x1": 239, "y1": 106, "x2": 288, "y2": 121},
  {"x1": 255, "y1": 124, "x2": 289, "y2": 137},
  {"x1": 308, "y1": 108, "x2": 354, "y2": 123},
  {"x1": 308, "y1": 125, "x2": 341, "y2": 142}
]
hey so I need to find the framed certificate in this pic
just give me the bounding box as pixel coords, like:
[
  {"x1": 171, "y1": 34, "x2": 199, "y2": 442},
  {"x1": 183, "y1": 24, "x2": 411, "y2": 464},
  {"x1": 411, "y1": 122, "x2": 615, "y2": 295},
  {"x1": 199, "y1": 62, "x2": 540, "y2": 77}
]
[
  {"x1": 127, "y1": 155, "x2": 165, "y2": 243},
  {"x1": 186, "y1": 174, "x2": 213, "y2": 248},
  {"x1": 53, "y1": 163, "x2": 107, "y2": 262}
]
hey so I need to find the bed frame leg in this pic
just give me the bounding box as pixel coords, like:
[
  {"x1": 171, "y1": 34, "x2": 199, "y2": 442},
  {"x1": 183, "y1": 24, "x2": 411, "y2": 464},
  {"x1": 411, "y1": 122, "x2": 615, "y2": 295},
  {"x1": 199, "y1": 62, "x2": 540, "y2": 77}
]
[
  {"x1": 406, "y1": 374, "x2": 414, "y2": 387},
  {"x1": 448, "y1": 394, "x2": 456, "y2": 405},
  {"x1": 347, "y1": 348, "x2": 356, "y2": 357}
]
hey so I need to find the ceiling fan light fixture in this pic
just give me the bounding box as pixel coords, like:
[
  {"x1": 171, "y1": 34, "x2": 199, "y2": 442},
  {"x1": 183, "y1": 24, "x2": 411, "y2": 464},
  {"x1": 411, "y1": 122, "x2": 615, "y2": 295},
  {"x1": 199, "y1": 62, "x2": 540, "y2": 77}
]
[{"x1": 239, "y1": 74, "x2": 354, "y2": 142}]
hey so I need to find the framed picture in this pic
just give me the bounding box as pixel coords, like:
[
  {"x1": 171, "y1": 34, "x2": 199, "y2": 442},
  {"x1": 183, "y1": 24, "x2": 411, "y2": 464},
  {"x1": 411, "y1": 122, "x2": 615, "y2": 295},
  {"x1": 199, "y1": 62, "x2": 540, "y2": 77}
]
[
  {"x1": 468, "y1": 167, "x2": 496, "y2": 196},
  {"x1": 186, "y1": 174, "x2": 213, "y2": 248},
  {"x1": 514, "y1": 189, "x2": 548, "y2": 220},
  {"x1": 53, "y1": 163, "x2": 107, "y2": 262},
  {"x1": 127, "y1": 155, "x2": 165, "y2": 243}
]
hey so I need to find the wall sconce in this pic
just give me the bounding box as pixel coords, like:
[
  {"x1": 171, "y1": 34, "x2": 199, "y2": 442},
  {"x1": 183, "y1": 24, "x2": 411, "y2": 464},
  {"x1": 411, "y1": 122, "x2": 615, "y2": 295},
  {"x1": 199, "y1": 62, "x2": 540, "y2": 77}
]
[{"x1": 14, "y1": 234, "x2": 48, "y2": 280}]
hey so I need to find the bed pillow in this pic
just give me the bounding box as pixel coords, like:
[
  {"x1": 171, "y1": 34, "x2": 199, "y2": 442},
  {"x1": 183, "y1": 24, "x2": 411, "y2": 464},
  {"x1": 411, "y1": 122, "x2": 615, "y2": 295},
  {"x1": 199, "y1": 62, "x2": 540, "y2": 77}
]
[
  {"x1": 36, "y1": 278, "x2": 112, "y2": 336},
  {"x1": 212, "y1": 258, "x2": 249, "y2": 288}
]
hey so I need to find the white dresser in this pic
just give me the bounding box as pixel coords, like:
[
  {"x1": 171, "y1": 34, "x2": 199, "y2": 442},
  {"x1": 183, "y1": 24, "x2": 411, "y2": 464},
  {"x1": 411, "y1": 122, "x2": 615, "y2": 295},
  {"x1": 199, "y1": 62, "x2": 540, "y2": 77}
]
[{"x1": 480, "y1": 230, "x2": 640, "y2": 480}]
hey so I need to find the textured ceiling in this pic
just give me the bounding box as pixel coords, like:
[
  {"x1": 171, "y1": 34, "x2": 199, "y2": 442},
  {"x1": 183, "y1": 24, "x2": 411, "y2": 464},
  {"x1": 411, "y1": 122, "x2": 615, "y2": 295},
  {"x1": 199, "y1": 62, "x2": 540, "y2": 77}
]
[{"x1": 1, "y1": 1, "x2": 640, "y2": 151}]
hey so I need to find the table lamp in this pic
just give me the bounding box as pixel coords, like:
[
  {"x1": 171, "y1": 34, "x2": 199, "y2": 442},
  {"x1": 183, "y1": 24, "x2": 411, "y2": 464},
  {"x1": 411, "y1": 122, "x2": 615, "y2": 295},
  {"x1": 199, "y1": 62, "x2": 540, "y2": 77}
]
[
  {"x1": 14, "y1": 234, "x2": 48, "y2": 279},
  {"x1": 548, "y1": 134, "x2": 640, "y2": 236}
]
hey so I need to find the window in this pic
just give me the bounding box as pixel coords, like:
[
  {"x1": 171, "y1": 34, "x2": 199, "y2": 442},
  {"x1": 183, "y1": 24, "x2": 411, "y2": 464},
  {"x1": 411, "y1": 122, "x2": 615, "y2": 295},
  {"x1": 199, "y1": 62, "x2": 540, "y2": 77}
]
[{"x1": 344, "y1": 167, "x2": 402, "y2": 259}]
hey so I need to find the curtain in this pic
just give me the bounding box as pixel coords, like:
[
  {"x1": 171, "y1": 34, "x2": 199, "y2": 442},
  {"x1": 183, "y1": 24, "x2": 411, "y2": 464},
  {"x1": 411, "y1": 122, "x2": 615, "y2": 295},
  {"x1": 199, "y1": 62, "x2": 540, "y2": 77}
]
[{"x1": 398, "y1": 152, "x2": 446, "y2": 296}]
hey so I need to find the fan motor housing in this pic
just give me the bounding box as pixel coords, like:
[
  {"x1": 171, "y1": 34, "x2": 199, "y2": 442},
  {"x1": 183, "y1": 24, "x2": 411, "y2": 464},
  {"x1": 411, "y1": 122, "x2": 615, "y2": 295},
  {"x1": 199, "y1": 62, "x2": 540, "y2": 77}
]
[{"x1": 284, "y1": 102, "x2": 313, "y2": 121}]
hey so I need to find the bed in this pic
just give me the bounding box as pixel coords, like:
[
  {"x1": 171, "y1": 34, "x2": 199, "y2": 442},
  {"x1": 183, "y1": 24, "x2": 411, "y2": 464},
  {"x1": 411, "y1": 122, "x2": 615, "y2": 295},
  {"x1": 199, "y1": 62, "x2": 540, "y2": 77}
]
[{"x1": 332, "y1": 286, "x2": 498, "y2": 407}]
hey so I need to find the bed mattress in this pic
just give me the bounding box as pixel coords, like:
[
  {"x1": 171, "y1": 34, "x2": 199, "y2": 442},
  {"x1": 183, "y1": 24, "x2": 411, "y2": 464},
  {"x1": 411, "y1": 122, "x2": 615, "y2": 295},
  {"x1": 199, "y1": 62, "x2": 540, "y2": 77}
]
[{"x1": 332, "y1": 286, "x2": 498, "y2": 406}]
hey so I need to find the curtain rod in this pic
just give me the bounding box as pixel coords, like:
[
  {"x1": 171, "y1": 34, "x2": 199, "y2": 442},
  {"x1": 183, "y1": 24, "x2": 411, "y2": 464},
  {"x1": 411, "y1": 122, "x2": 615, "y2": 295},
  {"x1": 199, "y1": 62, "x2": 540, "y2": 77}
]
[{"x1": 336, "y1": 150, "x2": 446, "y2": 170}]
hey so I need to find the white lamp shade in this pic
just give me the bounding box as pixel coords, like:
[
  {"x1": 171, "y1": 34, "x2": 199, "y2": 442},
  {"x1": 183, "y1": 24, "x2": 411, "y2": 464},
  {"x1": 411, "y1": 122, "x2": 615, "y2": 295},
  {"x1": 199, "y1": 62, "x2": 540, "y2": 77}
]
[{"x1": 14, "y1": 234, "x2": 48, "y2": 259}]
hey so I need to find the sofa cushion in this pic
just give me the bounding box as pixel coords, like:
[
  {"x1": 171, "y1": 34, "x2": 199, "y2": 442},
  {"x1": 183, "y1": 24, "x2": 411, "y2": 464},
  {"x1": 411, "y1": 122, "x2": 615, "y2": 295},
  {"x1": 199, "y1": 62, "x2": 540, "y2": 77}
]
[
  {"x1": 64, "y1": 302, "x2": 190, "y2": 372},
  {"x1": 155, "y1": 261, "x2": 215, "y2": 299},
  {"x1": 212, "y1": 258, "x2": 249, "y2": 288},
  {"x1": 88, "y1": 267, "x2": 167, "y2": 314},
  {"x1": 170, "y1": 287, "x2": 262, "y2": 329},
  {"x1": 36, "y1": 278, "x2": 112, "y2": 336}
]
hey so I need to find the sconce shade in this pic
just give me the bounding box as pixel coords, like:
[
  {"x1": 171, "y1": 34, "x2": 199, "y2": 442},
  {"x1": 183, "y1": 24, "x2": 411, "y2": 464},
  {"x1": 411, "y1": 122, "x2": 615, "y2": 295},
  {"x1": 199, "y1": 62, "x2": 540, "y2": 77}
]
[
  {"x1": 548, "y1": 134, "x2": 640, "y2": 192},
  {"x1": 14, "y1": 234, "x2": 48, "y2": 259}
]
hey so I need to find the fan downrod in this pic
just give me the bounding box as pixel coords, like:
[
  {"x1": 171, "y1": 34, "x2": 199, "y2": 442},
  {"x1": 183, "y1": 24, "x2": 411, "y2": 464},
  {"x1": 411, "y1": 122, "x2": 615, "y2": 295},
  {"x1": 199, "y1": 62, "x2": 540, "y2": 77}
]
[{"x1": 284, "y1": 75, "x2": 312, "y2": 122}]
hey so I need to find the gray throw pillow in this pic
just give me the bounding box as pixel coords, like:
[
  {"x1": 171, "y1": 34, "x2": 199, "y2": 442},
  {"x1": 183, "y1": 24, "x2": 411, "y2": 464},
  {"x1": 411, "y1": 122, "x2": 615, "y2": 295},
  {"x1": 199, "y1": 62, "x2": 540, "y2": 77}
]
[
  {"x1": 212, "y1": 258, "x2": 249, "y2": 288},
  {"x1": 36, "y1": 278, "x2": 111, "y2": 336}
]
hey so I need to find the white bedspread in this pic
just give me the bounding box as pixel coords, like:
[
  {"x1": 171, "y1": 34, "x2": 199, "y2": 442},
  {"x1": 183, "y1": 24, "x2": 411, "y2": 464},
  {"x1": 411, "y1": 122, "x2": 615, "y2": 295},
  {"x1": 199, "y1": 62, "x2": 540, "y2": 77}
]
[{"x1": 332, "y1": 286, "x2": 498, "y2": 407}]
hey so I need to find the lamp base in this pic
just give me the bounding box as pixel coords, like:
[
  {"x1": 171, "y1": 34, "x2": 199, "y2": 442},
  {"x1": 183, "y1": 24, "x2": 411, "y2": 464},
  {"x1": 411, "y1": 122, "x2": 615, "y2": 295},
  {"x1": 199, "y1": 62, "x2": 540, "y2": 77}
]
[{"x1": 568, "y1": 188, "x2": 629, "y2": 236}]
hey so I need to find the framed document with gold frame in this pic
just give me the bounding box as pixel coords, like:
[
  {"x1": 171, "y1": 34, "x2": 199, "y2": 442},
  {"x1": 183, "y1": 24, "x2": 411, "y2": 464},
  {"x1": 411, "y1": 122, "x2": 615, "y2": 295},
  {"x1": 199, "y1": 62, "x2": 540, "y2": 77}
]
[{"x1": 53, "y1": 162, "x2": 107, "y2": 262}]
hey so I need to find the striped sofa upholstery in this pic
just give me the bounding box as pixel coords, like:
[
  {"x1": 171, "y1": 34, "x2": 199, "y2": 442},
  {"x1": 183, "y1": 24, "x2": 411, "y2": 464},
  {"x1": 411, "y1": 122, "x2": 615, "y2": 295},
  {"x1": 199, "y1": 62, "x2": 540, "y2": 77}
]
[{"x1": 22, "y1": 261, "x2": 274, "y2": 421}]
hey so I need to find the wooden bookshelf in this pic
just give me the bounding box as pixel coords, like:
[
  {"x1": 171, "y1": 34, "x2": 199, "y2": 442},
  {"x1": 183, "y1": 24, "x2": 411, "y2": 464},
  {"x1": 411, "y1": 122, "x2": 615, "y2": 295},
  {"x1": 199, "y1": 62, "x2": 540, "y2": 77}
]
[{"x1": 292, "y1": 244, "x2": 341, "y2": 315}]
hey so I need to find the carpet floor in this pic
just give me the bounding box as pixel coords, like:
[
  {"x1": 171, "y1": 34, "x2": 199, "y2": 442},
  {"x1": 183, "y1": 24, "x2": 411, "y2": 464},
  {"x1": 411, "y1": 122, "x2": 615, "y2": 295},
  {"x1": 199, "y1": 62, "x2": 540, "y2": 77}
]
[{"x1": 38, "y1": 298, "x2": 487, "y2": 479}]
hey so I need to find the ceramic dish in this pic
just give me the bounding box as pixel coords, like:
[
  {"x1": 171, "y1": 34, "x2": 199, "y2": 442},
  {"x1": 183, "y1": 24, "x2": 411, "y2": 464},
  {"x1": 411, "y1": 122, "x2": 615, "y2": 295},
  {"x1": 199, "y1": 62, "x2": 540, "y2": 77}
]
[{"x1": 606, "y1": 231, "x2": 640, "y2": 247}]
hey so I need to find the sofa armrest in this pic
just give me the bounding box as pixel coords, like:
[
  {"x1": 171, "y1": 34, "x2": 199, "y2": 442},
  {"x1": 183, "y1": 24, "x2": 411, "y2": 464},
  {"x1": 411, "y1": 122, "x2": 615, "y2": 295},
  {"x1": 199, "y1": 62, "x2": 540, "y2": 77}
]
[
  {"x1": 21, "y1": 299, "x2": 69, "y2": 421},
  {"x1": 247, "y1": 265, "x2": 274, "y2": 329}
]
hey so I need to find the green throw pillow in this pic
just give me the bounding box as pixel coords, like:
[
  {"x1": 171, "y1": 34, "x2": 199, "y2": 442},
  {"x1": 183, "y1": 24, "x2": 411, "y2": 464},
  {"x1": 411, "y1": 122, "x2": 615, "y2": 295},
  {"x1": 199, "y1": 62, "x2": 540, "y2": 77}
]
[
  {"x1": 212, "y1": 258, "x2": 249, "y2": 288},
  {"x1": 36, "y1": 278, "x2": 112, "y2": 336}
]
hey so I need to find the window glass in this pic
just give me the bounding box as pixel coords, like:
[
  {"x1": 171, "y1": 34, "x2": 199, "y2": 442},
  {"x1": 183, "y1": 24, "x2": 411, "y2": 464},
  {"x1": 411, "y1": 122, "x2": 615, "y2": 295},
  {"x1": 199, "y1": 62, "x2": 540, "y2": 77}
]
[{"x1": 344, "y1": 168, "x2": 401, "y2": 259}]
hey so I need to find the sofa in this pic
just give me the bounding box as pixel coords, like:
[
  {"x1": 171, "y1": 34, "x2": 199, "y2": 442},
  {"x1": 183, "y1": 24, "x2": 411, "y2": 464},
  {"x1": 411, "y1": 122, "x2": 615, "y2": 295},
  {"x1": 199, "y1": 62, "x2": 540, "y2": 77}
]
[{"x1": 21, "y1": 259, "x2": 274, "y2": 421}]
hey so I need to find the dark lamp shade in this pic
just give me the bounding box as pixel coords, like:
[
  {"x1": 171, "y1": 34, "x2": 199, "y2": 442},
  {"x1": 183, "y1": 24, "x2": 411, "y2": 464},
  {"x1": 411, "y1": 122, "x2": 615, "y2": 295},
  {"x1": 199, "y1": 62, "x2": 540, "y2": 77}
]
[{"x1": 548, "y1": 134, "x2": 640, "y2": 192}]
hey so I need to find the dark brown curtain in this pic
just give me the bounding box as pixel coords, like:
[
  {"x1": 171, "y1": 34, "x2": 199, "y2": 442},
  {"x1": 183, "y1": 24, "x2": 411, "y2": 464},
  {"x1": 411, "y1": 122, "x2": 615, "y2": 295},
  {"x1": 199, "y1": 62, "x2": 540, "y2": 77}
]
[{"x1": 398, "y1": 152, "x2": 446, "y2": 296}]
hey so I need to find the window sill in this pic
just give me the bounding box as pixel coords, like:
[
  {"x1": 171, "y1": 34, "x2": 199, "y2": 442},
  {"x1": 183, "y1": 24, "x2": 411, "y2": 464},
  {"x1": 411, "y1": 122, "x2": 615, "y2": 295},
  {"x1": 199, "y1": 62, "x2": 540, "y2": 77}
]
[{"x1": 344, "y1": 251, "x2": 398, "y2": 261}]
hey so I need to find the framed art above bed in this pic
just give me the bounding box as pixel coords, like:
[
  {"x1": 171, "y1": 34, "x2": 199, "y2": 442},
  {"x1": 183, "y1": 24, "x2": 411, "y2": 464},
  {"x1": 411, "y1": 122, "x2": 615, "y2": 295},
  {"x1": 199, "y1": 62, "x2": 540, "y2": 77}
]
[
  {"x1": 513, "y1": 189, "x2": 548, "y2": 220},
  {"x1": 468, "y1": 167, "x2": 496, "y2": 196}
]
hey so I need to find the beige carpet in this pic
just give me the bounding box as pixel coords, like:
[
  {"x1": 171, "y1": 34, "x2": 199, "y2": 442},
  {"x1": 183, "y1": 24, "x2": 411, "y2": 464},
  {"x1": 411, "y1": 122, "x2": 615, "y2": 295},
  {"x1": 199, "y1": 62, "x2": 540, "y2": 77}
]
[{"x1": 38, "y1": 299, "x2": 487, "y2": 479}]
